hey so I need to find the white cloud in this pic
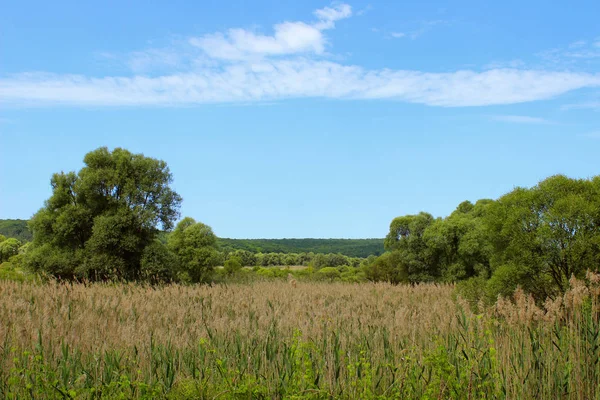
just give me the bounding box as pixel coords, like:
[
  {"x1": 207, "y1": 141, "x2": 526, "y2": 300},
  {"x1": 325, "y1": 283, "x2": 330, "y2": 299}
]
[
  {"x1": 582, "y1": 131, "x2": 600, "y2": 138},
  {"x1": 190, "y1": 23, "x2": 325, "y2": 60},
  {"x1": 491, "y1": 115, "x2": 553, "y2": 124},
  {"x1": 313, "y1": 3, "x2": 352, "y2": 29},
  {"x1": 1, "y1": 4, "x2": 599, "y2": 108},
  {"x1": 189, "y1": 3, "x2": 351, "y2": 60},
  {"x1": 2, "y1": 66, "x2": 599, "y2": 107},
  {"x1": 390, "y1": 32, "x2": 406, "y2": 39}
]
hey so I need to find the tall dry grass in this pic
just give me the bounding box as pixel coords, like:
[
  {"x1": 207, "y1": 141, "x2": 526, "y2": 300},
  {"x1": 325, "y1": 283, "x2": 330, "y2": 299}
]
[{"x1": 0, "y1": 276, "x2": 598, "y2": 399}]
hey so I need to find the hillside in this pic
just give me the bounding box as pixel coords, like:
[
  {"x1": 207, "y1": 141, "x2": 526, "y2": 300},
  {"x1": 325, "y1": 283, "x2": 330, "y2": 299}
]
[
  {"x1": 0, "y1": 219, "x2": 31, "y2": 242},
  {"x1": 216, "y1": 238, "x2": 384, "y2": 258},
  {"x1": 0, "y1": 219, "x2": 384, "y2": 257}
]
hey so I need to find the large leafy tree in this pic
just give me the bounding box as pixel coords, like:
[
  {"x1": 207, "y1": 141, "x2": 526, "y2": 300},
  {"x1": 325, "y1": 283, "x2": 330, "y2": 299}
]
[
  {"x1": 423, "y1": 200, "x2": 494, "y2": 282},
  {"x1": 384, "y1": 212, "x2": 439, "y2": 282},
  {"x1": 485, "y1": 175, "x2": 600, "y2": 299},
  {"x1": 27, "y1": 147, "x2": 182, "y2": 280}
]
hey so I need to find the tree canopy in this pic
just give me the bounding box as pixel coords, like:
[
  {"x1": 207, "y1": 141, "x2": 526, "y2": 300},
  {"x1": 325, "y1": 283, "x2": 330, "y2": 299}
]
[
  {"x1": 370, "y1": 174, "x2": 600, "y2": 302},
  {"x1": 168, "y1": 217, "x2": 220, "y2": 283},
  {"x1": 26, "y1": 147, "x2": 182, "y2": 280},
  {"x1": 485, "y1": 174, "x2": 600, "y2": 299}
]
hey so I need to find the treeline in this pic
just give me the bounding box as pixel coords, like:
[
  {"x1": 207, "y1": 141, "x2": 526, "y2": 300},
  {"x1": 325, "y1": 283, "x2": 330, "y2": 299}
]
[
  {"x1": 0, "y1": 220, "x2": 382, "y2": 258},
  {"x1": 0, "y1": 219, "x2": 32, "y2": 242},
  {"x1": 217, "y1": 238, "x2": 384, "y2": 258},
  {"x1": 365, "y1": 174, "x2": 600, "y2": 304},
  {"x1": 221, "y1": 250, "x2": 362, "y2": 268}
]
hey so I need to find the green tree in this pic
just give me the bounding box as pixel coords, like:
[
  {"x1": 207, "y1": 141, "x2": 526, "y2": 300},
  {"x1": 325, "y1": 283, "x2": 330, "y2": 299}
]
[
  {"x1": 223, "y1": 256, "x2": 243, "y2": 276},
  {"x1": 423, "y1": 200, "x2": 493, "y2": 282},
  {"x1": 168, "y1": 217, "x2": 220, "y2": 283},
  {"x1": 283, "y1": 253, "x2": 299, "y2": 266},
  {"x1": 385, "y1": 212, "x2": 438, "y2": 282},
  {"x1": 228, "y1": 250, "x2": 256, "y2": 266},
  {"x1": 26, "y1": 147, "x2": 182, "y2": 280},
  {"x1": 364, "y1": 251, "x2": 408, "y2": 284},
  {"x1": 485, "y1": 175, "x2": 600, "y2": 299},
  {"x1": 0, "y1": 238, "x2": 22, "y2": 263}
]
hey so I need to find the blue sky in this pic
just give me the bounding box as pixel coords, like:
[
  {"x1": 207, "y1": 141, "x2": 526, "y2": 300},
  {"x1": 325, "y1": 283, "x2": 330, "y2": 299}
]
[{"x1": 1, "y1": 0, "x2": 599, "y2": 238}]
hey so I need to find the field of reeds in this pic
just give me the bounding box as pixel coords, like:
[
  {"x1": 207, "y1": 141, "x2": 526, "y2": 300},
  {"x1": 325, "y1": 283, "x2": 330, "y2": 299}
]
[{"x1": 1, "y1": 276, "x2": 599, "y2": 399}]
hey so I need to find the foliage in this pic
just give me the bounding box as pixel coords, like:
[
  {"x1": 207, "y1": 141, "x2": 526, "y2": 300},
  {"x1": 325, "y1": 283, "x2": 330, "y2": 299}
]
[
  {"x1": 223, "y1": 256, "x2": 243, "y2": 276},
  {"x1": 0, "y1": 261, "x2": 38, "y2": 283},
  {"x1": 0, "y1": 219, "x2": 32, "y2": 242},
  {"x1": 485, "y1": 174, "x2": 600, "y2": 299},
  {"x1": 168, "y1": 217, "x2": 220, "y2": 283},
  {"x1": 316, "y1": 266, "x2": 341, "y2": 281},
  {"x1": 140, "y1": 240, "x2": 179, "y2": 283},
  {"x1": 377, "y1": 174, "x2": 600, "y2": 302},
  {"x1": 363, "y1": 250, "x2": 408, "y2": 284},
  {"x1": 217, "y1": 237, "x2": 384, "y2": 258},
  {"x1": 0, "y1": 237, "x2": 21, "y2": 263},
  {"x1": 24, "y1": 147, "x2": 182, "y2": 281},
  {"x1": 384, "y1": 212, "x2": 439, "y2": 282},
  {"x1": 423, "y1": 199, "x2": 493, "y2": 281}
]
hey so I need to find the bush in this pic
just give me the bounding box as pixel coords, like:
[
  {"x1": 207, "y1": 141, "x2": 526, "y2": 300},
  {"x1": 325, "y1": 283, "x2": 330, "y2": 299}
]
[
  {"x1": 224, "y1": 256, "x2": 243, "y2": 276},
  {"x1": 0, "y1": 261, "x2": 38, "y2": 282},
  {"x1": 317, "y1": 267, "x2": 341, "y2": 281},
  {"x1": 364, "y1": 251, "x2": 408, "y2": 284}
]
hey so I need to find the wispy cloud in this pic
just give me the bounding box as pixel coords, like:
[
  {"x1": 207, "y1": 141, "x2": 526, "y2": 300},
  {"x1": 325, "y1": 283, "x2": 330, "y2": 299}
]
[
  {"x1": 127, "y1": 48, "x2": 186, "y2": 73},
  {"x1": 3, "y1": 67, "x2": 598, "y2": 107},
  {"x1": 385, "y1": 19, "x2": 448, "y2": 40},
  {"x1": 1, "y1": 4, "x2": 600, "y2": 108},
  {"x1": 562, "y1": 101, "x2": 600, "y2": 111},
  {"x1": 407, "y1": 20, "x2": 447, "y2": 39},
  {"x1": 355, "y1": 4, "x2": 372, "y2": 16},
  {"x1": 580, "y1": 131, "x2": 600, "y2": 138},
  {"x1": 491, "y1": 115, "x2": 554, "y2": 124},
  {"x1": 484, "y1": 59, "x2": 526, "y2": 70},
  {"x1": 537, "y1": 40, "x2": 600, "y2": 65}
]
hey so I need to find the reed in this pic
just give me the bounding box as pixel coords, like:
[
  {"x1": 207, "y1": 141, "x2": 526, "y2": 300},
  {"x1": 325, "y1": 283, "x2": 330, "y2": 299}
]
[{"x1": 0, "y1": 275, "x2": 598, "y2": 399}]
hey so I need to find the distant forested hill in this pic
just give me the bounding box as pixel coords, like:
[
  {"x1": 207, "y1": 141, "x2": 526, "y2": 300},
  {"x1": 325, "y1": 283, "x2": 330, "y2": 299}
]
[
  {"x1": 216, "y1": 238, "x2": 385, "y2": 258},
  {"x1": 0, "y1": 219, "x2": 32, "y2": 242},
  {"x1": 1, "y1": 219, "x2": 384, "y2": 257}
]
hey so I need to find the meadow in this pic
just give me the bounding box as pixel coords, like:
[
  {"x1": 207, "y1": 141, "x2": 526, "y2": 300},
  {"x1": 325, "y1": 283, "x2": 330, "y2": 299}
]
[{"x1": 1, "y1": 275, "x2": 599, "y2": 399}]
